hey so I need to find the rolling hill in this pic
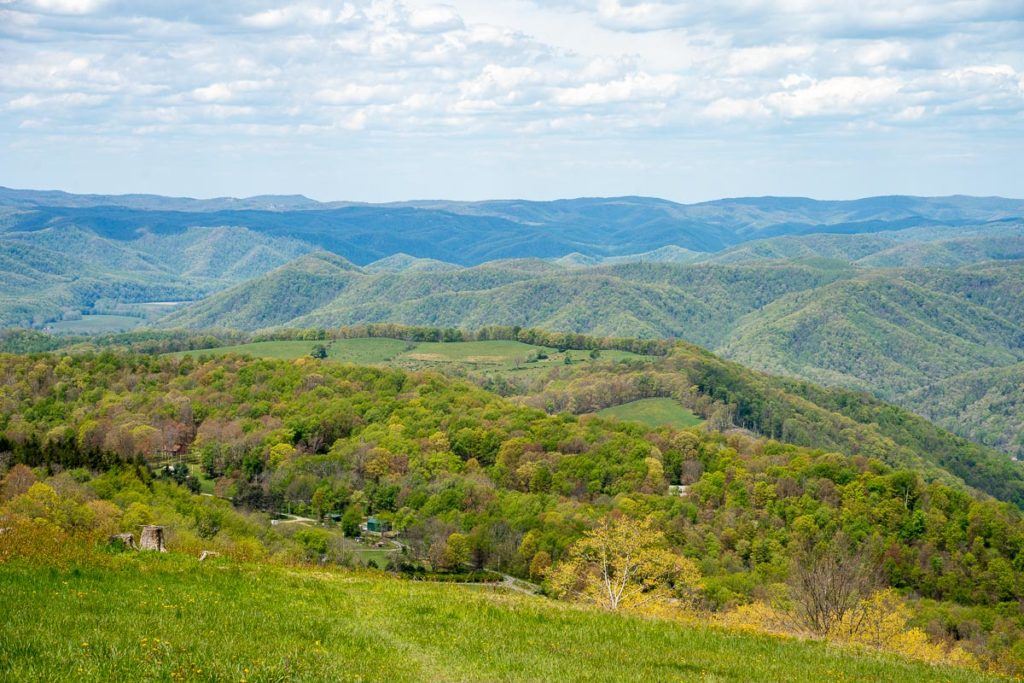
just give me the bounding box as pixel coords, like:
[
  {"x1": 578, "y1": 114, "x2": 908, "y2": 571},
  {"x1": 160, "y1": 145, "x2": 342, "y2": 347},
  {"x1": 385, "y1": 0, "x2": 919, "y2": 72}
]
[
  {"x1": 5, "y1": 187, "x2": 1024, "y2": 459},
  {"x1": 718, "y1": 268, "x2": 1024, "y2": 398},
  {"x1": 158, "y1": 254, "x2": 1024, "y2": 460},
  {"x1": 0, "y1": 224, "x2": 313, "y2": 327}
]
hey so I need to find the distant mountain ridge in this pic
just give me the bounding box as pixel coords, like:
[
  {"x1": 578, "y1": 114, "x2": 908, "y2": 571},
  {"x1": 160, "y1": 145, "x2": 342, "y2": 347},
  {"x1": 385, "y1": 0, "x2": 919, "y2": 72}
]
[{"x1": 3, "y1": 187, "x2": 1023, "y2": 265}]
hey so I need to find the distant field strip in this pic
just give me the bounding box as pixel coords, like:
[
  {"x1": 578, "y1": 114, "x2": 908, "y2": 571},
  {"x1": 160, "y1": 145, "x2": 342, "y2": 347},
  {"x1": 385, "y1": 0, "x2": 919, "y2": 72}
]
[{"x1": 168, "y1": 338, "x2": 648, "y2": 371}]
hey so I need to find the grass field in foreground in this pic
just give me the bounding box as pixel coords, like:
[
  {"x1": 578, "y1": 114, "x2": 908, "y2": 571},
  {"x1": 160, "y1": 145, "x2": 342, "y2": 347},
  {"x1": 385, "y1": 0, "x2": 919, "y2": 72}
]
[
  {"x1": 598, "y1": 398, "x2": 704, "y2": 429},
  {"x1": 0, "y1": 555, "x2": 991, "y2": 682}
]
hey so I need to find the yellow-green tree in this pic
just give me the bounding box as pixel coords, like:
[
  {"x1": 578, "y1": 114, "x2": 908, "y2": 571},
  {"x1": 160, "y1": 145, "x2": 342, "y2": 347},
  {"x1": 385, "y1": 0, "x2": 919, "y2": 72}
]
[{"x1": 549, "y1": 515, "x2": 699, "y2": 612}]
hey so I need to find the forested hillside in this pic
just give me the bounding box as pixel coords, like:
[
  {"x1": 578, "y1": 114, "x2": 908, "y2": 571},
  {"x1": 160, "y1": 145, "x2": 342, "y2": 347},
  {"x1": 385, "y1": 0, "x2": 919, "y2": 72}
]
[
  {"x1": 0, "y1": 224, "x2": 313, "y2": 327},
  {"x1": 2, "y1": 347, "x2": 1024, "y2": 674},
  {"x1": 719, "y1": 267, "x2": 1024, "y2": 398},
  {"x1": 909, "y1": 363, "x2": 1024, "y2": 457},
  {"x1": 156, "y1": 252, "x2": 1024, "y2": 457},
  {"x1": 4, "y1": 325, "x2": 1022, "y2": 507}
]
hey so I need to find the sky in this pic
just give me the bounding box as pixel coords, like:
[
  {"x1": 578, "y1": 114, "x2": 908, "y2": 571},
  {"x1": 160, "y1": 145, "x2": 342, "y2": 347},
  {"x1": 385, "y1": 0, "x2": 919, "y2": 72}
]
[{"x1": 1, "y1": 0, "x2": 1022, "y2": 202}]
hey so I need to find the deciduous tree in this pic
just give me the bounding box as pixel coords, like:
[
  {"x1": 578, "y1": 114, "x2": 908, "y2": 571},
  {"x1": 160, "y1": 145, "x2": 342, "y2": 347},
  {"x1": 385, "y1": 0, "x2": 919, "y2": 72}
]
[{"x1": 549, "y1": 515, "x2": 699, "y2": 611}]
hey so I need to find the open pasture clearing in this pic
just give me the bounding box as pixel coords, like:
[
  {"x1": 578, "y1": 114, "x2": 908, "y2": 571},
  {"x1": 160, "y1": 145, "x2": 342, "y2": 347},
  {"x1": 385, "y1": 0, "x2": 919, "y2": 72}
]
[
  {"x1": 597, "y1": 397, "x2": 704, "y2": 429},
  {"x1": 168, "y1": 337, "x2": 649, "y2": 376}
]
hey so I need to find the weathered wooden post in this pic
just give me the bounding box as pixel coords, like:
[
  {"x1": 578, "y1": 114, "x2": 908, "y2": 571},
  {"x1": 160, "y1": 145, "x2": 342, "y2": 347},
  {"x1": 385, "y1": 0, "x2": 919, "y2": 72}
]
[{"x1": 139, "y1": 525, "x2": 166, "y2": 552}]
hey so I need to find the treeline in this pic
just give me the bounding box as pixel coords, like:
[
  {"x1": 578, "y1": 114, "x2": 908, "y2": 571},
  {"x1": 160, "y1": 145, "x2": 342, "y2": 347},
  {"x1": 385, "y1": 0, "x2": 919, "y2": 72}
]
[{"x1": 0, "y1": 434, "x2": 144, "y2": 473}]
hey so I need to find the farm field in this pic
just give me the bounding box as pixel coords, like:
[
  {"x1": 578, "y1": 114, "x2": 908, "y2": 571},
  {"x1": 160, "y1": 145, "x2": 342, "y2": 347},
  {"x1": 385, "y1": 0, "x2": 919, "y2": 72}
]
[
  {"x1": 46, "y1": 315, "x2": 144, "y2": 334},
  {"x1": 170, "y1": 338, "x2": 410, "y2": 364},
  {"x1": 597, "y1": 398, "x2": 704, "y2": 429},
  {"x1": 168, "y1": 337, "x2": 648, "y2": 375},
  {"x1": 0, "y1": 555, "x2": 992, "y2": 683}
]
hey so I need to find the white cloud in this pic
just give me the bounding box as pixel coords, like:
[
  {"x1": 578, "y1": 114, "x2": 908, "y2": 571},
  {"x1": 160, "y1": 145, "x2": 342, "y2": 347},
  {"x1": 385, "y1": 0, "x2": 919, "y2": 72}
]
[
  {"x1": 407, "y1": 5, "x2": 464, "y2": 33},
  {"x1": 7, "y1": 91, "x2": 108, "y2": 109},
  {"x1": 724, "y1": 45, "x2": 816, "y2": 76},
  {"x1": 315, "y1": 83, "x2": 400, "y2": 104},
  {"x1": 192, "y1": 83, "x2": 233, "y2": 102},
  {"x1": 764, "y1": 76, "x2": 903, "y2": 118},
  {"x1": 553, "y1": 72, "x2": 680, "y2": 106},
  {"x1": 0, "y1": 0, "x2": 1022, "y2": 199},
  {"x1": 16, "y1": 0, "x2": 107, "y2": 15},
  {"x1": 240, "y1": 3, "x2": 364, "y2": 29}
]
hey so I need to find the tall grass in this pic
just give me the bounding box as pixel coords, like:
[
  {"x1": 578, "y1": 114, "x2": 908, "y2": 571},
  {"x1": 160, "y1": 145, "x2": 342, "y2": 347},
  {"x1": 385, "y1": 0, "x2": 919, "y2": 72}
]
[{"x1": 0, "y1": 553, "x2": 995, "y2": 682}]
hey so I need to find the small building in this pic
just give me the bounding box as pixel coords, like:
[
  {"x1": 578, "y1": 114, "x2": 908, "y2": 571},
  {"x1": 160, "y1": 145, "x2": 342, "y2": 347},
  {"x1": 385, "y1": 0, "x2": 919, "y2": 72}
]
[{"x1": 366, "y1": 516, "x2": 391, "y2": 534}]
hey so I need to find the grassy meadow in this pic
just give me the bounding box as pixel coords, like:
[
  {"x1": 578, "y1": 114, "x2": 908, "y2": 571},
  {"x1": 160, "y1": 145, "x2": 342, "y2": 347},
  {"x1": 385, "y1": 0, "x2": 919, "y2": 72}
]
[
  {"x1": 0, "y1": 554, "x2": 994, "y2": 683},
  {"x1": 167, "y1": 337, "x2": 647, "y2": 377},
  {"x1": 47, "y1": 314, "x2": 145, "y2": 334},
  {"x1": 597, "y1": 397, "x2": 704, "y2": 429},
  {"x1": 169, "y1": 338, "x2": 410, "y2": 364}
]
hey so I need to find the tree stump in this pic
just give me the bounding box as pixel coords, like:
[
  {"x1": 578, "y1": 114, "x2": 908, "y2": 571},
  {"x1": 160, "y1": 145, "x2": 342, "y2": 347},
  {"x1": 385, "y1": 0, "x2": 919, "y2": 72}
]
[
  {"x1": 139, "y1": 525, "x2": 166, "y2": 552},
  {"x1": 110, "y1": 532, "x2": 137, "y2": 550}
]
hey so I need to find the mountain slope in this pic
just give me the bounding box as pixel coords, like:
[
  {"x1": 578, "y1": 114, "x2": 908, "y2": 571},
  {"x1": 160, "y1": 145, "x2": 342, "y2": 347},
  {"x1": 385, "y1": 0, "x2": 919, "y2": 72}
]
[
  {"x1": 162, "y1": 259, "x2": 847, "y2": 348},
  {"x1": 0, "y1": 224, "x2": 313, "y2": 327},
  {"x1": 718, "y1": 270, "x2": 1024, "y2": 398},
  {"x1": 157, "y1": 252, "x2": 363, "y2": 330},
  {"x1": 908, "y1": 362, "x2": 1024, "y2": 457},
  {"x1": 159, "y1": 255, "x2": 1024, "y2": 460}
]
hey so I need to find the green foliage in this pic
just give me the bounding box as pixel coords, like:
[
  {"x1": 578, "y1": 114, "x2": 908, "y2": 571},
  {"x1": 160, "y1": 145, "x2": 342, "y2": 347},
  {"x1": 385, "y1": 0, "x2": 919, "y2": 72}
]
[{"x1": 2, "y1": 350, "x2": 1023, "y2": 610}]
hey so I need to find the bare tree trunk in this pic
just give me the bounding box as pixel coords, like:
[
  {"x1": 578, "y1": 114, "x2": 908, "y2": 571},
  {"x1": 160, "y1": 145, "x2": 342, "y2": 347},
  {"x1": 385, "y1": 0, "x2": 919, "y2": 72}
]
[{"x1": 788, "y1": 536, "x2": 878, "y2": 636}]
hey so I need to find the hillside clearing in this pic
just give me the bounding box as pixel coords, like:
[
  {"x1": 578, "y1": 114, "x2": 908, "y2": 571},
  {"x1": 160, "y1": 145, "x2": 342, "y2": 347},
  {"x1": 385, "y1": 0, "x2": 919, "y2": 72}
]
[
  {"x1": 46, "y1": 314, "x2": 144, "y2": 334},
  {"x1": 597, "y1": 398, "x2": 704, "y2": 429},
  {"x1": 169, "y1": 338, "x2": 410, "y2": 364},
  {"x1": 167, "y1": 338, "x2": 648, "y2": 375}
]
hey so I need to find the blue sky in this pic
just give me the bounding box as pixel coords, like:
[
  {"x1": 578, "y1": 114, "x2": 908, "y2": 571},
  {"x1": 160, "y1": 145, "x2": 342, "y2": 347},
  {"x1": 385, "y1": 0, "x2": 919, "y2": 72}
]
[{"x1": 1, "y1": 0, "x2": 1022, "y2": 202}]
